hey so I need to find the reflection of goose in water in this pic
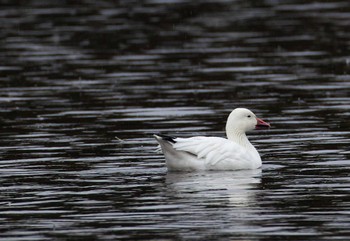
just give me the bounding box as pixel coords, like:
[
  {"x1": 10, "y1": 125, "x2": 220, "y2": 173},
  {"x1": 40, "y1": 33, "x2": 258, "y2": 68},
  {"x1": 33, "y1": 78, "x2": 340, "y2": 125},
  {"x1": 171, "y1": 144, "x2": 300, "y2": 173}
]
[
  {"x1": 155, "y1": 108, "x2": 270, "y2": 171},
  {"x1": 166, "y1": 169, "x2": 262, "y2": 207}
]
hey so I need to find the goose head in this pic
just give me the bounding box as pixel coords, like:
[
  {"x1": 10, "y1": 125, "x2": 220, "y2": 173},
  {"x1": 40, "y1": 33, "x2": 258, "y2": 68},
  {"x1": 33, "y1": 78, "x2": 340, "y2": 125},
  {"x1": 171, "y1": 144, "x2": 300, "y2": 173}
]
[{"x1": 226, "y1": 108, "x2": 270, "y2": 134}]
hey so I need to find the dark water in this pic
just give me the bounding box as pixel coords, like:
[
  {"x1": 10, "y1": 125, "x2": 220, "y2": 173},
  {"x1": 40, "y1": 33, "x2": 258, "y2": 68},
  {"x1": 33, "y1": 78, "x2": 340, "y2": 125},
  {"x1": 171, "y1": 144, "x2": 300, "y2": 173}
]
[{"x1": 0, "y1": 0, "x2": 350, "y2": 240}]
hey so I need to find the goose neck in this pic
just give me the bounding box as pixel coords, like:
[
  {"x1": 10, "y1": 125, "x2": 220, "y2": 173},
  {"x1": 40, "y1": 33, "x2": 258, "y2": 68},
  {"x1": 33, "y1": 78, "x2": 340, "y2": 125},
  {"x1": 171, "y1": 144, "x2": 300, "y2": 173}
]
[{"x1": 226, "y1": 129, "x2": 251, "y2": 148}]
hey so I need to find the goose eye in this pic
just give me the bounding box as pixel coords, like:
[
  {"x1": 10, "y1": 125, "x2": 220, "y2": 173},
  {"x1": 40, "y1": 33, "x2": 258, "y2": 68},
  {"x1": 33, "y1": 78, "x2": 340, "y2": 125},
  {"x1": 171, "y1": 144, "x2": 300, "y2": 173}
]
[{"x1": 247, "y1": 115, "x2": 251, "y2": 118}]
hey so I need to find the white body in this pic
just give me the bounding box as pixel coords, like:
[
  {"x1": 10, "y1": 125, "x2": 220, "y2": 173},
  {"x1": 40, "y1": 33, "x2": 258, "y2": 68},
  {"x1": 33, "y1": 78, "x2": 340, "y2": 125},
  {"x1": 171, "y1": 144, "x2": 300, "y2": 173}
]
[{"x1": 154, "y1": 108, "x2": 269, "y2": 171}]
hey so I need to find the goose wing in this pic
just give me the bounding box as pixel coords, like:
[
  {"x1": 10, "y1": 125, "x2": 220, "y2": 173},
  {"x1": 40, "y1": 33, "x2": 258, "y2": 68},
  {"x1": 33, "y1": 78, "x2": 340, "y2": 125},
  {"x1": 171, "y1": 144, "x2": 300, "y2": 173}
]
[{"x1": 173, "y1": 136, "x2": 251, "y2": 169}]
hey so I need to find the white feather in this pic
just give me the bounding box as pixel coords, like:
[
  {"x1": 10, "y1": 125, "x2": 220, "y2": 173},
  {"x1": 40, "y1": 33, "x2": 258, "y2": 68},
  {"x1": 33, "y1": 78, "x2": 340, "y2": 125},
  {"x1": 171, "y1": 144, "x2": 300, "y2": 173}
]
[{"x1": 154, "y1": 108, "x2": 269, "y2": 171}]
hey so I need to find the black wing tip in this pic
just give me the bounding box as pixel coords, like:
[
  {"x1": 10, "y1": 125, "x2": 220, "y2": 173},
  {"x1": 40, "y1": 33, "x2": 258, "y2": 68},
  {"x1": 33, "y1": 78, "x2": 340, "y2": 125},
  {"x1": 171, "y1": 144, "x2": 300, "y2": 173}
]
[{"x1": 154, "y1": 134, "x2": 177, "y2": 143}]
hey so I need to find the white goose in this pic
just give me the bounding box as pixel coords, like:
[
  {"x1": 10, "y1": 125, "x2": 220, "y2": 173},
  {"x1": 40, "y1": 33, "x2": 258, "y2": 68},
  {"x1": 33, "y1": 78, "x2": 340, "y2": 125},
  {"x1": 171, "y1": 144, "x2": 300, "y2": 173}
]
[{"x1": 154, "y1": 108, "x2": 270, "y2": 171}]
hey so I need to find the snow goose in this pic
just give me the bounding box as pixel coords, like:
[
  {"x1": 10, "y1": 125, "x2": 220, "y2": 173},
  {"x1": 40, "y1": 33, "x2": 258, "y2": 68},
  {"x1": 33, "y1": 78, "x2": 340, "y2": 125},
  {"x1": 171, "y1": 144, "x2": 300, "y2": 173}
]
[{"x1": 154, "y1": 108, "x2": 270, "y2": 171}]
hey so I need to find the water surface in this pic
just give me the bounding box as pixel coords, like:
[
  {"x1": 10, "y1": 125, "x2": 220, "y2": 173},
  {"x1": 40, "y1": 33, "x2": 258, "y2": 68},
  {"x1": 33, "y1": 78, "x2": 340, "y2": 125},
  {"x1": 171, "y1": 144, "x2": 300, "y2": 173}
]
[{"x1": 0, "y1": 0, "x2": 349, "y2": 240}]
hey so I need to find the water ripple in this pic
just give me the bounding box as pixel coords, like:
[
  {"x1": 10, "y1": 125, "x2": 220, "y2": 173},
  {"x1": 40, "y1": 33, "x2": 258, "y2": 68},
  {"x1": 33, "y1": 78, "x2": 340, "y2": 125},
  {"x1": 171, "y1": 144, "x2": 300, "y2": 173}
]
[{"x1": 0, "y1": 0, "x2": 349, "y2": 240}]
